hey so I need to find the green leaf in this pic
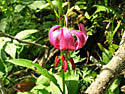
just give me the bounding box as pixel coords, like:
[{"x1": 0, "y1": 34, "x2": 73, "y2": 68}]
[
  {"x1": 65, "y1": 72, "x2": 79, "y2": 94},
  {"x1": 112, "y1": 20, "x2": 121, "y2": 37},
  {"x1": 33, "y1": 88, "x2": 50, "y2": 94},
  {"x1": 32, "y1": 84, "x2": 47, "y2": 90},
  {"x1": 109, "y1": 44, "x2": 119, "y2": 56},
  {"x1": 22, "y1": 0, "x2": 34, "y2": 5},
  {"x1": 0, "y1": 41, "x2": 7, "y2": 78},
  {"x1": 93, "y1": 5, "x2": 110, "y2": 14},
  {"x1": 14, "y1": 5, "x2": 25, "y2": 12},
  {"x1": 6, "y1": 59, "x2": 62, "y2": 93},
  {"x1": 0, "y1": 55, "x2": 6, "y2": 75},
  {"x1": 41, "y1": 21, "x2": 53, "y2": 30},
  {"x1": 46, "y1": 0, "x2": 59, "y2": 18},
  {"x1": 39, "y1": 1, "x2": 58, "y2": 10},
  {"x1": 0, "y1": 19, "x2": 7, "y2": 32},
  {"x1": 104, "y1": 0, "x2": 108, "y2": 6},
  {"x1": 109, "y1": 79, "x2": 121, "y2": 92},
  {"x1": 85, "y1": 12, "x2": 91, "y2": 20},
  {"x1": 97, "y1": 43, "x2": 105, "y2": 52},
  {"x1": 75, "y1": 1, "x2": 86, "y2": 5},
  {"x1": 91, "y1": 5, "x2": 123, "y2": 20},
  {"x1": 82, "y1": 68, "x2": 91, "y2": 78},
  {"x1": 46, "y1": 74, "x2": 67, "y2": 94},
  {"x1": 5, "y1": 43, "x2": 17, "y2": 59},
  {"x1": 47, "y1": 82, "x2": 62, "y2": 94},
  {"x1": 97, "y1": 43, "x2": 110, "y2": 56},
  {"x1": 66, "y1": 80, "x2": 78, "y2": 94},
  {"x1": 28, "y1": 1, "x2": 46, "y2": 10},
  {"x1": 17, "y1": 92, "x2": 32, "y2": 94},
  {"x1": 66, "y1": 6, "x2": 80, "y2": 18},
  {"x1": 15, "y1": 29, "x2": 38, "y2": 40},
  {"x1": 0, "y1": 37, "x2": 11, "y2": 42},
  {"x1": 36, "y1": 75, "x2": 50, "y2": 86},
  {"x1": 83, "y1": 76, "x2": 93, "y2": 84},
  {"x1": 34, "y1": 74, "x2": 67, "y2": 94},
  {"x1": 33, "y1": 0, "x2": 68, "y2": 11},
  {"x1": 70, "y1": 50, "x2": 86, "y2": 63},
  {"x1": 102, "y1": 52, "x2": 110, "y2": 64}
]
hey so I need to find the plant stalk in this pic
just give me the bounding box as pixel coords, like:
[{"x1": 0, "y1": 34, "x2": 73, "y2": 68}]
[
  {"x1": 58, "y1": 0, "x2": 65, "y2": 93},
  {"x1": 60, "y1": 51, "x2": 65, "y2": 94},
  {"x1": 58, "y1": 0, "x2": 63, "y2": 26},
  {"x1": 62, "y1": 69, "x2": 65, "y2": 94}
]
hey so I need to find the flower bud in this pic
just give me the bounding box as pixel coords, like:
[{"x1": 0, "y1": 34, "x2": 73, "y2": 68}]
[
  {"x1": 62, "y1": 55, "x2": 67, "y2": 72},
  {"x1": 70, "y1": 57, "x2": 75, "y2": 70},
  {"x1": 55, "y1": 56, "x2": 60, "y2": 68}
]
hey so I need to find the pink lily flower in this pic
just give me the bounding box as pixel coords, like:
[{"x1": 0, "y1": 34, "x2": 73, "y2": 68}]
[
  {"x1": 49, "y1": 24, "x2": 87, "y2": 51},
  {"x1": 49, "y1": 24, "x2": 87, "y2": 72}
]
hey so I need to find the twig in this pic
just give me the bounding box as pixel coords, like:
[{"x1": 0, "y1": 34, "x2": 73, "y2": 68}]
[
  {"x1": 0, "y1": 32, "x2": 48, "y2": 49},
  {"x1": 38, "y1": 48, "x2": 59, "y2": 67},
  {"x1": 8, "y1": 70, "x2": 28, "y2": 78},
  {"x1": 44, "y1": 49, "x2": 59, "y2": 65},
  {"x1": 32, "y1": 34, "x2": 48, "y2": 43},
  {"x1": 33, "y1": 50, "x2": 43, "y2": 63},
  {"x1": 39, "y1": 49, "x2": 49, "y2": 66}
]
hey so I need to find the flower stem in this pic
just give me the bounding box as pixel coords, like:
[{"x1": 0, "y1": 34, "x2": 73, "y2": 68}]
[
  {"x1": 62, "y1": 69, "x2": 65, "y2": 94},
  {"x1": 68, "y1": 0, "x2": 71, "y2": 10},
  {"x1": 64, "y1": 15, "x2": 68, "y2": 27},
  {"x1": 61, "y1": 51, "x2": 65, "y2": 94},
  {"x1": 58, "y1": 1, "x2": 65, "y2": 93},
  {"x1": 58, "y1": 0, "x2": 63, "y2": 26}
]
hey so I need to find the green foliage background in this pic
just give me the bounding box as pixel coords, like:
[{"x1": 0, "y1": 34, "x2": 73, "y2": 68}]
[{"x1": 0, "y1": 0, "x2": 124, "y2": 94}]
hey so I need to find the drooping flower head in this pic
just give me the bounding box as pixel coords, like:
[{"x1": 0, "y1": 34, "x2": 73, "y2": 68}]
[
  {"x1": 49, "y1": 24, "x2": 87, "y2": 72},
  {"x1": 49, "y1": 24, "x2": 87, "y2": 51}
]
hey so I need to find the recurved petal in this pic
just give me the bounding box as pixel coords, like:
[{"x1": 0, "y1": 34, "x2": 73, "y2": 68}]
[
  {"x1": 71, "y1": 30, "x2": 86, "y2": 50},
  {"x1": 79, "y1": 24, "x2": 87, "y2": 42},
  {"x1": 49, "y1": 25, "x2": 61, "y2": 49}
]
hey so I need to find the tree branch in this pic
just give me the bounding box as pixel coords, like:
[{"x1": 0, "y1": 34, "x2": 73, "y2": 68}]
[
  {"x1": 85, "y1": 31, "x2": 125, "y2": 94},
  {"x1": 0, "y1": 32, "x2": 48, "y2": 49}
]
